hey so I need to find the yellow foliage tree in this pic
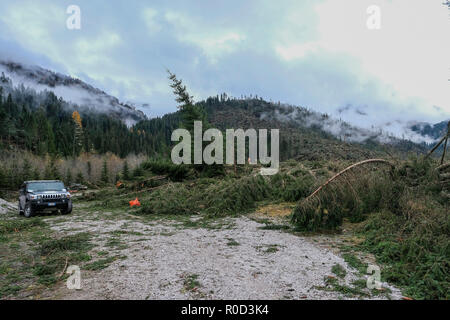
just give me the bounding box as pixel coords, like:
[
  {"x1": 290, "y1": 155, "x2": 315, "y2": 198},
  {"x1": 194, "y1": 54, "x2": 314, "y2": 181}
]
[{"x1": 72, "y1": 111, "x2": 84, "y2": 156}]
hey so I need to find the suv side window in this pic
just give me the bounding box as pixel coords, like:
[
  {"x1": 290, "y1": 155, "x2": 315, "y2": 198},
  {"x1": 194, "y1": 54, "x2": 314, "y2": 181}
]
[{"x1": 19, "y1": 185, "x2": 26, "y2": 196}]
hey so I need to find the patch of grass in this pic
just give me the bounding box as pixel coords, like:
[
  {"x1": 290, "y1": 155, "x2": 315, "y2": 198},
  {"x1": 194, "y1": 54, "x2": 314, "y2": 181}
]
[
  {"x1": 265, "y1": 246, "x2": 279, "y2": 253},
  {"x1": 0, "y1": 284, "x2": 21, "y2": 297},
  {"x1": 84, "y1": 256, "x2": 118, "y2": 271},
  {"x1": 0, "y1": 263, "x2": 10, "y2": 275},
  {"x1": 39, "y1": 233, "x2": 92, "y2": 255},
  {"x1": 316, "y1": 276, "x2": 368, "y2": 298},
  {"x1": 259, "y1": 224, "x2": 291, "y2": 230},
  {"x1": 0, "y1": 217, "x2": 96, "y2": 298},
  {"x1": 181, "y1": 217, "x2": 235, "y2": 230},
  {"x1": 0, "y1": 219, "x2": 46, "y2": 235},
  {"x1": 9, "y1": 243, "x2": 20, "y2": 250},
  {"x1": 31, "y1": 232, "x2": 93, "y2": 286},
  {"x1": 256, "y1": 244, "x2": 280, "y2": 254},
  {"x1": 226, "y1": 238, "x2": 240, "y2": 246},
  {"x1": 331, "y1": 264, "x2": 347, "y2": 279},
  {"x1": 183, "y1": 274, "x2": 201, "y2": 291},
  {"x1": 342, "y1": 253, "x2": 367, "y2": 274},
  {"x1": 70, "y1": 252, "x2": 92, "y2": 262},
  {"x1": 109, "y1": 230, "x2": 143, "y2": 236},
  {"x1": 159, "y1": 231, "x2": 176, "y2": 236},
  {"x1": 105, "y1": 237, "x2": 128, "y2": 250}
]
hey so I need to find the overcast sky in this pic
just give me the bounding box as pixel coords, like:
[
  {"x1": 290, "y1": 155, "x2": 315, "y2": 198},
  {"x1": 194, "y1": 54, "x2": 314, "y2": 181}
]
[{"x1": 0, "y1": 0, "x2": 449, "y2": 132}]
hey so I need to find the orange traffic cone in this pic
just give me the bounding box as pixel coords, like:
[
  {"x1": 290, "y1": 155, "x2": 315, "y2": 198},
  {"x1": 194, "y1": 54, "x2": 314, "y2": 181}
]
[{"x1": 129, "y1": 198, "x2": 141, "y2": 207}]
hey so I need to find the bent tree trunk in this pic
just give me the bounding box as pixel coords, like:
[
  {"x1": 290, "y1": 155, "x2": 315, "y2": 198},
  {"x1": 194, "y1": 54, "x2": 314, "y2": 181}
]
[{"x1": 303, "y1": 158, "x2": 395, "y2": 203}]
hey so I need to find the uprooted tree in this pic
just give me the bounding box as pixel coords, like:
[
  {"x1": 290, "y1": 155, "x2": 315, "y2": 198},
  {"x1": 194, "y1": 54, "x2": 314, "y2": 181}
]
[{"x1": 292, "y1": 159, "x2": 396, "y2": 230}]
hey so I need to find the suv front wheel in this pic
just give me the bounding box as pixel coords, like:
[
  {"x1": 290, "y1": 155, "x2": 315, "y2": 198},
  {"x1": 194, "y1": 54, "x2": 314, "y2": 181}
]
[
  {"x1": 61, "y1": 200, "x2": 73, "y2": 215},
  {"x1": 24, "y1": 202, "x2": 34, "y2": 218}
]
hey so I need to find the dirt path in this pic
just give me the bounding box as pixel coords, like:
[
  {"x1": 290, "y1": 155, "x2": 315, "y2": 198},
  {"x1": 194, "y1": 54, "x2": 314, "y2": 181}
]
[{"x1": 39, "y1": 205, "x2": 402, "y2": 300}]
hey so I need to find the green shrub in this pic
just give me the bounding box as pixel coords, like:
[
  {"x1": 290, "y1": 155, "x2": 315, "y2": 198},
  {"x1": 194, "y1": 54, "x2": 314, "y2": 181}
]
[
  {"x1": 140, "y1": 183, "x2": 198, "y2": 215},
  {"x1": 139, "y1": 171, "x2": 316, "y2": 217},
  {"x1": 142, "y1": 158, "x2": 191, "y2": 181},
  {"x1": 361, "y1": 207, "x2": 449, "y2": 300},
  {"x1": 203, "y1": 175, "x2": 272, "y2": 216},
  {"x1": 270, "y1": 173, "x2": 315, "y2": 202},
  {"x1": 291, "y1": 158, "x2": 438, "y2": 231},
  {"x1": 291, "y1": 157, "x2": 448, "y2": 299},
  {"x1": 132, "y1": 166, "x2": 144, "y2": 178}
]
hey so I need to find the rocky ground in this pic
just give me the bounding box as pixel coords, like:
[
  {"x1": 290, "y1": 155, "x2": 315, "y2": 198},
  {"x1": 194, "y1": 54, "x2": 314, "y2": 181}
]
[
  {"x1": 1, "y1": 199, "x2": 403, "y2": 300},
  {"x1": 35, "y1": 203, "x2": 402, "y2": 300},
  {"x1": 0, "y1": 198, "x2": 16, "y2": 215}
]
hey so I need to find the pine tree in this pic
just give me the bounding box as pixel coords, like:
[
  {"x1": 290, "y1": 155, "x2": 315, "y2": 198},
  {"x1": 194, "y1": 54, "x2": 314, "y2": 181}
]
[
  {"x1": 65, "y1": 168, "x2": 73, "y2": 185},
  {"x1": 132, "y1": 165, "x2": 144, "y2": 178},
  {"x1": 5, "y1": 94, "x2": 15, "y2": 116},
  {"x1": 44, "y1": 158, "x2": 61, "y2": 180},
  {"x1": 46, "y1": 121, "x2": 56, "y2": 154},
  {"x1": 76, "y1": 171, "x2": 84, "y2": 184},
  {"x1": 9, "y1": 162, "x2": 20, "y2": 188},
  {"x1": 0, "y1": 166, "x2": 6, "y2": 189},
  {"x1": 167, "y1": 70, "x2": 205, "y2": 133},
  {"x1": 21, "y1": 159, "x2": 32, "y2": 182},
  {"x1": 32, "y1": 167, "x2": 41, "y2": 181},
  {"x1": 167, "y1": 70, "x2": 223, "y2": 176},
  {"x1": 87, "y1": 161, "x2": 92, "y2": 179},
  {"x1": 122, "y1": 160, "x2": 130, "y2": 180},
  {"x1": 101, "y1": 159, "x2": 109, "y2": 184}
]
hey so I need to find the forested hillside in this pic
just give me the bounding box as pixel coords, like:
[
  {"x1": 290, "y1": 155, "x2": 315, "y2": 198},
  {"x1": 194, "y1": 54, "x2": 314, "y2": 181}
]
[
  {"x1": 1, "y1": 66, "x2": 434, "y2": 160},
  {"x1": 201, "y1": 96, "x2": 431, "y2": 160},
  {"x1": 0, "y1": 77, "x2": 173, "y2": 158},
  {"x1": 0, "y1": 73, "x2": 435, "y2": 194}
]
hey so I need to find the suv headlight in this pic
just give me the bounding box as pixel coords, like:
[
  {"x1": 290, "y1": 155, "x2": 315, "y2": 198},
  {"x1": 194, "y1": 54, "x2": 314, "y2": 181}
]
[
  {"x1": 65, "y1": 192, "x2": 71, "y2": 199},
  {"x1": 29, "y1": 194, "x2": 41, "y2": 200}
]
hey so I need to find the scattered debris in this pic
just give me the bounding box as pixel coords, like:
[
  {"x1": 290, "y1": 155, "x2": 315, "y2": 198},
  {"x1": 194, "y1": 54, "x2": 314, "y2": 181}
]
[
  {"x1": 116, "y1": 181, "x2": 124, "y2": 189},
  {"x1": 0, "y1": 198, "x2": 16, "y2": 214},
  {"x1": 68, "y1": 183, "x2": 88, "y2": 192}
]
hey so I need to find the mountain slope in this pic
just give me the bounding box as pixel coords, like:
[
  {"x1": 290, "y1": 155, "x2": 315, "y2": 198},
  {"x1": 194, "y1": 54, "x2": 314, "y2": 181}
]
[
  {"x1": 133, "y1": 97, "x2": 430, "y2": 162},
  {"x1": 0, "y1": 60, "x2": 146, "y2": 126},
  {"x1": 200, "y1": 97, "x2": 429, "y2": 161},
  {"x1": 409, "y1": 120, "x2": 449, "y2": 141},
  {"x1": 0, "y1": 58, "x2": 433, "y2": 161}
]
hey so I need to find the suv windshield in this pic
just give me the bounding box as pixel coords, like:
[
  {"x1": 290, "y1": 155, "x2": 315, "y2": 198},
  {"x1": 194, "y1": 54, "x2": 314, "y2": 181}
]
[{"x1": 27, "y1": 182, "x2": 65, "y2": 192}]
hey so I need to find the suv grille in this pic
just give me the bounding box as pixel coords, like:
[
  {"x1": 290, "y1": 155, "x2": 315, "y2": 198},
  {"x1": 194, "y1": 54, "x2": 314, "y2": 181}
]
[{"x1": 42, "y1": 194, "x2": 64, "y2": 201}]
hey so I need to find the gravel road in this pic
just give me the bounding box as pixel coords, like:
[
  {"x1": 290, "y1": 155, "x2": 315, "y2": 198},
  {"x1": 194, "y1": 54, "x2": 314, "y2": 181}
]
[{"x1": 42, "y1": 207, "x2": 402, "y2": 300}]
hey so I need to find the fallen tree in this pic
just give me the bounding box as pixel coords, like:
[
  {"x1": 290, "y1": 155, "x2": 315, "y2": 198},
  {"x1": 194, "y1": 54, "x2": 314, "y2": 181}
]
[{"x1": 292, "y1": 158, "x2": 395, "y2": 230}]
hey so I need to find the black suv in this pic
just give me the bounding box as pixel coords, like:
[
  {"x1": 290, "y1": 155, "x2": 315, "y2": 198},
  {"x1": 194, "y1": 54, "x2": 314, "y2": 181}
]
[{"x1": 19, "y1": 180, "x2": 73, "y2": 218}]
